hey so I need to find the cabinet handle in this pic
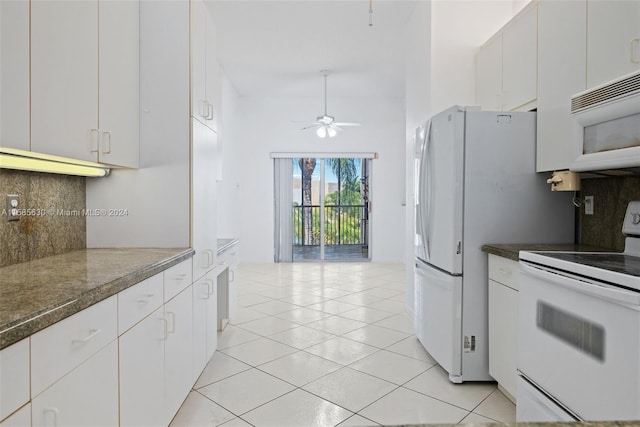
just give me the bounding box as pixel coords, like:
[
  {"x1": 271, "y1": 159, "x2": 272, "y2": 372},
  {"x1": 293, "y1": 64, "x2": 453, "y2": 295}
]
[
  {"x1": 174, "y1": 273, "x2": 187, "y2": 281},
  {"x1": 202, "y1": 251, "x2": 213, "y2": 268},
  {"x1": 631, "y1": 38, "x2": 640, "y2": 64},
  {"x1": 166, "y1": 311, "x2": 176, "y2": 334},
  {"x1": 207, "y1": 103, "x2": 214, "y2": 120},
  {"x1": 72, "y1": 328, "x2": 101, "y2": 344},
  {"x1": 102, "y1": 131, "x2": 112, "y2": 154},
  {"x1": 160, "y1": 318, "x2": 169, "y2": 341},
  {"x1": 201, "y1": 279, "x2": 214, "y2": 299},
  {"x1": 137, "y1": 293, "x2": 155, "y2": 304},
  {"x1": 43, "y1": 407, "x2": 59, "y2": 427},
  {"x1": 90, "y1": 129, "x2": 100, "y2": 153},
  {"x1": 200, "y1": 100, "x2": 209, "y2": 118},
  {"x1": 229, "y1": 269, "x2": 235, "y2": 283}
]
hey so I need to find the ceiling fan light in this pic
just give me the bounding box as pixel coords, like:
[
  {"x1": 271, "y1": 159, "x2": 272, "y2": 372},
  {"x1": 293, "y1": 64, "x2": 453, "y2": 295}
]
[
  {"x1": 327, "y1": 127, "x2": 337, "y2": 138},
  {"x1": 316, "y1": 126, "x2": 327, "y2": 138}
]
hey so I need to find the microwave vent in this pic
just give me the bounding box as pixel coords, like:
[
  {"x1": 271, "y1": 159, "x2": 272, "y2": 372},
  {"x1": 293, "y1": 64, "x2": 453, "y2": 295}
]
[{"x1": 571, "y1": 71, "x2": 640, "y2": 113}]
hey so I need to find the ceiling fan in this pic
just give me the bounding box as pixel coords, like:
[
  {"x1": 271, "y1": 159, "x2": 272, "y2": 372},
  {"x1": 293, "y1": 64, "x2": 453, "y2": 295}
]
[{"x1": 300, "y1": 70, "x2": 361, "y2": 138}]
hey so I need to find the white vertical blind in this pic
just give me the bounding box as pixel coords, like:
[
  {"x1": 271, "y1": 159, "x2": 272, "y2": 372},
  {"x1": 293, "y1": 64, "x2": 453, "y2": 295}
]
[{"x1": 273, "y1": 158, "x2": 293, "y2": 262}]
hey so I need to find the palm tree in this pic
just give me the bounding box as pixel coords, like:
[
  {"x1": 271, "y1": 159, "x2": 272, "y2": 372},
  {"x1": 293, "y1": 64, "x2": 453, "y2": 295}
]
[
  {"x1": 298, "y1": 158, "x2": 317, "y2": 245},
  {"x1": 325, "y1": 158, "x2": 361, "y2": 245}
]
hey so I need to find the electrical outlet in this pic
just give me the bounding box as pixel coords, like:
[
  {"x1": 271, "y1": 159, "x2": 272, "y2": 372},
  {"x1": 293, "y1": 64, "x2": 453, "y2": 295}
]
[
  {"x1": 585, "y1": 195, "x2": 594, "y2": 215},
  {"x1": 6, "y1": 194, "x2": 19, "y2": 221}
]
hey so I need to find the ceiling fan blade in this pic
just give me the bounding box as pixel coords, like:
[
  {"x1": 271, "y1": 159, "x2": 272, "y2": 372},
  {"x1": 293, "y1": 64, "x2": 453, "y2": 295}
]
[
  {"x1": 300, "y1": 124, "x2": 321, "y2": 130},
  {"x1": 334, "y1": 122, "x2": 361, "y2": 127}
]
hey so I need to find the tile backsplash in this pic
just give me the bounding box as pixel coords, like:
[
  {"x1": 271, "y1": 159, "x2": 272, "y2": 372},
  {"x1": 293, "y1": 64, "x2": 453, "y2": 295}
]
[
  {"x1": 580, "y1": 175, "x2": 640, "y2": 251},
  {"x1": 0, "y1": 169, "x2": 86, "y2": 267}
]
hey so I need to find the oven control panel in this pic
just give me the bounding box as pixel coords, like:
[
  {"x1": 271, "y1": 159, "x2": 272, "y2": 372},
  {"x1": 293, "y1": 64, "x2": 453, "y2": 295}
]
[{"x1": 623, "y1": 201, "x2": 640, "y2": 237}]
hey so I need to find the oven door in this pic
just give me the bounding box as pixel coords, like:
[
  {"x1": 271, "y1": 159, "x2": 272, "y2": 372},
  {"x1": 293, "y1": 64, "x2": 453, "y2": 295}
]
[{"x1": 518, "y1": 262, "x2": 640, "y2": 421}]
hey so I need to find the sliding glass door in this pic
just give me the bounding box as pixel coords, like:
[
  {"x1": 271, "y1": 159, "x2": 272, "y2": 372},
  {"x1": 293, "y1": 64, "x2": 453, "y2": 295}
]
[{"x1": 290, "y1": 157, "x2": 370, "y2": 261}]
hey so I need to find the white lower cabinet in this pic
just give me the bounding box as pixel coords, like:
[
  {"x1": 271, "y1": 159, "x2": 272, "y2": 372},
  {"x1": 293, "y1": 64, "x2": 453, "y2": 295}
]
[
  {"x1": 487, "y1": 254, "x2": 519, "y2": 401},
  {"x1": 119, "y1": 305, "x2": 166, "y2": 427},
  {"x1": 120, "y1": 285, "x2": 194, "y2": 427},
  {"x1": 192, "y1": 273, "x2": 217, "y2": 382},
  {"x1": 4, "y1": 256, "x2": 203, "y2": 427},
  {"x1": 31, "y1": 340, "x2": 119, "y2": 427},
  {"x1": 164, "y1": 288, "x2": 194, "y2": 425},
  {"x1": 0, "y1": 338, "x2": 29, "y2": 422},
  {"x1": 0, "y1": 404, "x2": 30, "y2": 427}
]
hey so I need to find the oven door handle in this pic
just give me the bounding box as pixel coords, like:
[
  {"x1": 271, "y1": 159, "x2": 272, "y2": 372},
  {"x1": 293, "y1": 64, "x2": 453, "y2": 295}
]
[{"x1": 521, "y1": 263, "x2": 640, "y2": 307}]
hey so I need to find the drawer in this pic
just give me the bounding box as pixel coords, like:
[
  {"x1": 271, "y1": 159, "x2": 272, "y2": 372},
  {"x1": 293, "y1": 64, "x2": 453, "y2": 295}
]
[
  {"x1": 488, "y1": 254, "x2": 519, "y2": 290},
  {"x1": 164, "y1": 258, "x2": 193, "y2": 302},
  {"x1": 118, "y1": 273, "x2": 164, "y2": 335},
  {"x1": 31, "y1": 295, "x2": 117, "y2": 397},
  {"x1": 0, "y1": 338, "x2": 29, "y2": 421}
]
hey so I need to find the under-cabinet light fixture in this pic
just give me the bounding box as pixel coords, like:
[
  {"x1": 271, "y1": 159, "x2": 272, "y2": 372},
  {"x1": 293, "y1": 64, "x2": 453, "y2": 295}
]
[{"x1": 0, "y1": 147, "x2": 110, "y2": 177}]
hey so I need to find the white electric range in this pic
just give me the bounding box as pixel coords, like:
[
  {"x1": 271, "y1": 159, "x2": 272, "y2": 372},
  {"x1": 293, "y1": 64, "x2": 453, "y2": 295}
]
[{"x1": 517, "y1": 200, "x2": 640, "y2": 422}]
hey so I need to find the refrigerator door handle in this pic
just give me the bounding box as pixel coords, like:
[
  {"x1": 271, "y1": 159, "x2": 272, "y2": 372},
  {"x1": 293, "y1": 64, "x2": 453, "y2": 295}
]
[{"x1": 424, "y1": 120, "x2": 433, "y2": 260}]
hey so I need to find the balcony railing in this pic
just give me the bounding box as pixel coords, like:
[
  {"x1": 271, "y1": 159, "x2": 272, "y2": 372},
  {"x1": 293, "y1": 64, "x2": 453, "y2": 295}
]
[{"x1": 292, "y1": 204, "x2": 367, "y2": 246}]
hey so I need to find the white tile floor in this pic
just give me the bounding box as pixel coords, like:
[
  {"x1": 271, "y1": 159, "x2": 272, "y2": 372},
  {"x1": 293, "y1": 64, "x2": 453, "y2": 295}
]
[{"x1": 170, "y1": 263, "x2": 516, "y2": 427}]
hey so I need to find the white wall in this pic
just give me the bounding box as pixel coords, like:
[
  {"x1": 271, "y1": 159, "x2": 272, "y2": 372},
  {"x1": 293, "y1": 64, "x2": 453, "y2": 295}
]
[
  {"x1": 87, "y1": 0, "x2": 190, "y2": 248},
  {"x1": 231, "y1": 95, "x2": 405, "y2": 263}
]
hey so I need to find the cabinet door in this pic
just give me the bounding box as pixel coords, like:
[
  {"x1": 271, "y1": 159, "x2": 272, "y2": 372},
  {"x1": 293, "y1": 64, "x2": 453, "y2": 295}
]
[
  {"x1": 587, "y1": 0, "x2": 640, "y2": 88},
  {"x1": 536, "y1": 0, "x2": 586, "y2": 172},
  {"x1": 476, "y1": 35, "x2": 503, "y2": 111},
  {"x1": 0, "y1": 403, "x2": 30, "y2": 427},
  {"x1": 192, "y1": 118, "x2": 217, "y2": 281},
  {"x1": 0, "y1": 0, "x2": 29, "y2": 150},
  {"x1": 31, "y1": 340, "x2": 119, "y2": 427},
  {"x1": 206, "y1": 273, "x2": 218, "y2": 360},
  {"x1": 164, "y1": 287, "x2": 194, "y2": 425},
  {"x1": 488, "y1": 279, "x2": 518, "y2": 400},
  {"x1": 190, "y1": 0, "x2": 208, "y2": 124},
  {"x1": 192, "y1": 274, "x2": 211, "y2": 383},
  {"x1": 502, "y1": 3, "x2": 537, "y2": 111},
  {"x1": 98, "y1": 0, "x2": 140, "y2": 168},
  {"x1": 31, "y1": 0, "x2": 99, "y2": 161},
  {"x1": 119, "y1": 305, "x2": 165, "y2": 427},
  {"x1": 0, "y1": 339, "x2": 29, "y2": 421},
  {"x1": 205, "y1": 8, "x2": 220, "y2": 132}
]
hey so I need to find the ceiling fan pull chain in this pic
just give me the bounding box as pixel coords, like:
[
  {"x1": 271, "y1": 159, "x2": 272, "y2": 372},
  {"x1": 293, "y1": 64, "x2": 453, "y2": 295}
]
[{"x1": 369, "y1": 0, "x2": 373, "y2": 27}]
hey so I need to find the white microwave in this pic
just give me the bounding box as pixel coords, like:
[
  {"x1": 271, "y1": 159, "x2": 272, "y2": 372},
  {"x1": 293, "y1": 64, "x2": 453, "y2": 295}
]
[{"x1": 570, "y1": 70, "x2": 640, "y2": 172}]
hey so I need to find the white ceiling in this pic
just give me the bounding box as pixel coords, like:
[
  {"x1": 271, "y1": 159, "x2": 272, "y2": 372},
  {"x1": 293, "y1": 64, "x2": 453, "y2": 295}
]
[{"x1": 208, "y1": 1, "x2": 420, "y2": 99}]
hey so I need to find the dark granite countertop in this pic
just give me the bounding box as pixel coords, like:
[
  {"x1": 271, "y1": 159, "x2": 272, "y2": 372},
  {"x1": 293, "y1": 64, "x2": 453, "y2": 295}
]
[
  {"x1": 0, "y1": 247, "x2": 194, "y2": 350},
  {"x1": 217, "y1": 238, "x2": 239, "y2": 255},
  {"x1": 481, "y1": 243, "x2": 615, "y2": 261}
]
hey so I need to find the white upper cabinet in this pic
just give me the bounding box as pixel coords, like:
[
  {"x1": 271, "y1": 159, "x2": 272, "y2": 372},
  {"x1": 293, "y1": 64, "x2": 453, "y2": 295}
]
[
  {"x1": 476, "y1": 35, "x2": 503, "y2": 111},
  {"x1": 191, "y1": 0, "x2": 220, "y2": 131},
  {"x1": 502, "y1": 2, "x2": 538, "y2": 111},
  {"x1": 586, "y1": 0, "x2": 640, "y2": 88},
  {"x1": 536, "y1": 0, "x2": 586, "y2": 172},
  {"x1": 31, "y1": 0, "x2": 99, "y2": 161},
  {"x1": 31, "y1": 0, "x2": 139, "y2": 167},
  {"x1": 0, "y1": 0, "x2": 30, "y2": 151},
  {"x1": 475, "y1": 2, "x2": 538, "y2": 112},
  {"x1": 98, "y1": 0, "x2": 140, "y2": 168}
]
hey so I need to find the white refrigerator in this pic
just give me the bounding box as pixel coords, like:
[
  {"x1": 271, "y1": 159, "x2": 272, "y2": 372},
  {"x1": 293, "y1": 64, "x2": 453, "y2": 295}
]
[{"x1": 414, "y1": 106, "x2": 575, "y2": 383}]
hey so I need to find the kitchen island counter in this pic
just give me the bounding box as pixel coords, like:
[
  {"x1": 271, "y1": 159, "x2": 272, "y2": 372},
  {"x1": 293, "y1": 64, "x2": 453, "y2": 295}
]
[{"x1": 0, "y1": 247, "x2": 194, "y2": 350}]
